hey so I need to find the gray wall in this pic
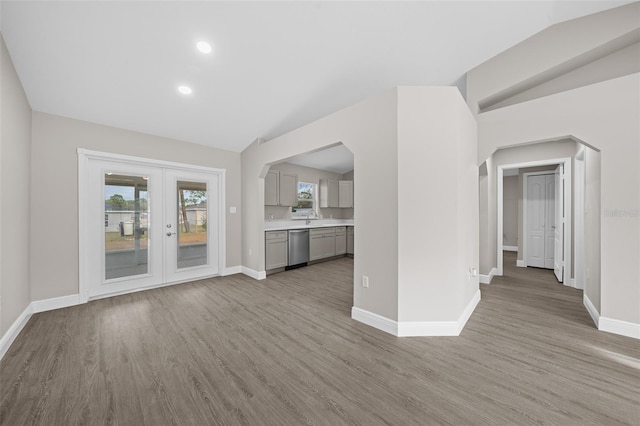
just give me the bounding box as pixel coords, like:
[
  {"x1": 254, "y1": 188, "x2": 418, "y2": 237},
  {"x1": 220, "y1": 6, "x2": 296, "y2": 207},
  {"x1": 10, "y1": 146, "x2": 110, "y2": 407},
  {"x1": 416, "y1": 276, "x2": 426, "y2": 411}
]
[
  {"x1": 468, "y1": 2, "x2": 640, "y2": 325},
  {"x1": 30, "y1": 112, "x2": 242, "y2": 301},
  {"x1": 502, "y1": 175, "x2": 518, "y2": 248},
  {"x1": 1, "y1": 35, "x2": 32, "y2": 336},
  {"x1": 584, "y1": 147, "x2": 601, "y2": 311}
]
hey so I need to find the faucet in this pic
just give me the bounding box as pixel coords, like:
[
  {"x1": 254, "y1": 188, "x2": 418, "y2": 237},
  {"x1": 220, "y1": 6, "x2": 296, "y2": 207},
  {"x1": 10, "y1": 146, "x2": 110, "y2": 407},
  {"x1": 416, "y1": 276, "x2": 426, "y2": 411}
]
[{"x1": 305, "y1": 210, "x2": 318, "y2": 225}]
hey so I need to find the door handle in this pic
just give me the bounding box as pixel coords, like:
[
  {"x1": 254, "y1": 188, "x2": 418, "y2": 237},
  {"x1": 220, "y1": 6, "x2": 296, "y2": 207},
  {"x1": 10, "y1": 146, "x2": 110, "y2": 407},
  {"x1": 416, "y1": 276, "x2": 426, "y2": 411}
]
[{"x1": 167, "y1": 232, "x2": 176, "y2": 236}]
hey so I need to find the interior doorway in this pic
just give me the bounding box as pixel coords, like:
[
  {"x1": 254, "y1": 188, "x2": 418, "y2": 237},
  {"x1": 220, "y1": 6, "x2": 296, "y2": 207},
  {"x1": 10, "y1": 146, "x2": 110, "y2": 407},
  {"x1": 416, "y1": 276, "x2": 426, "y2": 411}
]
[
  {"x1": 497, "y1": 157, "x2": 572, "y2": 285},
  {"x1": 523, "y1": 166, "x2": 564, "y2": 282}
]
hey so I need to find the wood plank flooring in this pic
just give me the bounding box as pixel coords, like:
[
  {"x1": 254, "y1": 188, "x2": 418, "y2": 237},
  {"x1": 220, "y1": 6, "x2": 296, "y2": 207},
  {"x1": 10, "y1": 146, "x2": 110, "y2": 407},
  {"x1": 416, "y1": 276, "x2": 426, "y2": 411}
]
[{"x1": 2, "y1": 252, "x2": 639, "y2": 425}]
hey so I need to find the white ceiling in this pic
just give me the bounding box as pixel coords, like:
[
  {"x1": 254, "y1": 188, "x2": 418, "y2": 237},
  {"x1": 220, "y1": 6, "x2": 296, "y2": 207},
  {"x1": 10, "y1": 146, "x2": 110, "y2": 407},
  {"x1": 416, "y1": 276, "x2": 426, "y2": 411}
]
[
  {"x1": 1, "y1": 1, "x2": 631, "y2": 155},
  {"x1": 286, "y1": 144, "x2": 354, "y2": 174}
]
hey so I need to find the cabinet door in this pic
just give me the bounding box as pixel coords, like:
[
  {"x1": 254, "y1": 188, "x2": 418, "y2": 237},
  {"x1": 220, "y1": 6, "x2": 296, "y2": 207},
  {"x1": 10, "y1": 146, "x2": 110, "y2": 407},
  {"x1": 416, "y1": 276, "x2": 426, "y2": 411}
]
[
  {"x1": 279, "y1": 173, "x2": 297, "y2": 207},
  {"x1": 319, "y1": 179, "x2": 339, "y2": 208},
  {"x1": 338, "y1": 180, "x2": 353, "y2": 208},
  {"x1": 309, "y1": 234, "x2": 324, "y2": 261},
  {"x1": 335, "y1": 231, "x2": 347, "y2": 255},
  {"x1": 264, "y1": 170, "x2": 279, "y2": 206},
  {"x1": 265, "y1": 239, "x2": 287, "y2": 269},
  {"x1": 347, "y1": 227, "x2": 354, "y2": 254},
  {"x1": 323, "y1": 232, "x2": 336, "y2": 258}
]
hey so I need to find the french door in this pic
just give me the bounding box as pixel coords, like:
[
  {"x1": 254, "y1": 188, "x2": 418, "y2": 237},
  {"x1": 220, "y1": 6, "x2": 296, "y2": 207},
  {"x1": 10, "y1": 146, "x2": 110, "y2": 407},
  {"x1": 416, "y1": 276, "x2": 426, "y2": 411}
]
[{"x1": 80, "y1": 150, "x2": 223, "y2": 299}]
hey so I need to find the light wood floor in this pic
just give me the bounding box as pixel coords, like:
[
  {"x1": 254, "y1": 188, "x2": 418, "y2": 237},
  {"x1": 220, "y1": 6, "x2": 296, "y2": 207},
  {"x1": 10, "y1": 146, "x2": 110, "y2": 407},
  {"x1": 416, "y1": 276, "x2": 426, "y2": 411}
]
[{"x1": 2, "y1": 252, "x2": 639, "y2": 425}]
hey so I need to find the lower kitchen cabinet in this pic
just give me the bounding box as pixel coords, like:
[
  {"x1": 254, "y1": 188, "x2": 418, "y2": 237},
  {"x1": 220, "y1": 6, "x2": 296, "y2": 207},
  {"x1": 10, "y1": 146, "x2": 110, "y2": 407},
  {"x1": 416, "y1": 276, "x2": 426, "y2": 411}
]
[
  {"x1": 265, "y1": 231, "x2": 288, "y2": 270},
  {"x1": 335, "y1": 227, "x2": 346, "y2": 255},
  {"x1": 347, "y1": 226, "x2": 354, "y2": 255},
  {"x1": 310, "y1": 228, "x2": 336, "y2": 261}
]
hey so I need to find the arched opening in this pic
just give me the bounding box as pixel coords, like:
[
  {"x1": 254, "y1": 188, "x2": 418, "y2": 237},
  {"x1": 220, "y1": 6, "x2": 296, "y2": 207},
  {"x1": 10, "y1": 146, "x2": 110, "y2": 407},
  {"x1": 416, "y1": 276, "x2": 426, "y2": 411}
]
[
  {"x1": 261, "y1": 142, "x2": 356, "y2": 291},
  {"x1": 480, "y1": 137, "x2": 602, "y2": 328}
]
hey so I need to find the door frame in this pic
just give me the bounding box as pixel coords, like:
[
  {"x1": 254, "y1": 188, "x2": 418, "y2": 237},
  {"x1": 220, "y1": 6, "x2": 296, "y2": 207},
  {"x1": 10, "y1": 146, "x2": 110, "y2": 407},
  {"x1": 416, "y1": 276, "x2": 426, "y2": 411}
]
[
  {"x1": 78, "y1": 148, "x2": 226, "y2": 302},
  {"x1": 496, "y1": 157, "x2": 572, "y2": 285}
]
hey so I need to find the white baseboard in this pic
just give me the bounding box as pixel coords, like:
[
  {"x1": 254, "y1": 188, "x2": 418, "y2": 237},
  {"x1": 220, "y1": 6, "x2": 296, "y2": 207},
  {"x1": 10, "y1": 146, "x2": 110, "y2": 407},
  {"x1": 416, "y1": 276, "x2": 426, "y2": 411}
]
[
  {"x1": 479, "y1": 267, "x2": 497, "y2": 284},
  {"x1": 583, "y1": 294, "x2": 600, "y2": 328},
  {"x1": 398, "y1": 320, "x2": 458, "y2": 336},
  {"x1": 1, "y1": 293, "x2": 86, "y2": 361},
  {"x1": 599, "y1": 317, "x2": 640, "y2": 339},
  {"x1": 222, "y1": 265, "x2": 242, "y2": 276},
  {"x1": 241, "y1": 266, "x2": 266, "y2": 280},
  {"x1": 0, "y1": 303, "x2": 33, "y2": 361},
  {"x1": 351, "y1": 307, "x2": 398, "y2": 336},
  {"x1": 457, "y1": 289, "x2": 481, "y2": 334},
  {"x1": 31, "y1": 294, "x2": 82, "y2": 313},
  {"x1": 503, "y1": 245, "x2": 518, "y2": 252},
  {"x1": 516, "y1": 260, "x2": 526, "y2": 267},
  {"x1": 352, "y1": 290, "x2": 481, "y2": 337}
]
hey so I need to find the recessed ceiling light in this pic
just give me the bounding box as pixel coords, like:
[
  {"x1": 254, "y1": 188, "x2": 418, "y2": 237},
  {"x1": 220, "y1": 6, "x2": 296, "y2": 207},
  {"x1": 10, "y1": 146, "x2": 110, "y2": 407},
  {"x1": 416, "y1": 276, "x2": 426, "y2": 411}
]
[
  {"x1": 178, "y1": 85, "x2": 192, "y2": 95},
  {"x1": 196, "y1": 41, "x2": 212, "y2": 54}
]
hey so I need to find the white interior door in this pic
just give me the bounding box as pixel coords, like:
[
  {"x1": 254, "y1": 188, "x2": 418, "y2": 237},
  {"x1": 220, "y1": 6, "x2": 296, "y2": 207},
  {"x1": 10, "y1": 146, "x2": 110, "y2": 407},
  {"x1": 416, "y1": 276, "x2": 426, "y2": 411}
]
[
  {"x1": 84, "y1": 155, "x2": 222, "y2": 299},
  {"x1": 553, "y1": 165, "x2": 564, "y2": 282},
  {"x1": 526, "y1": 175, "x2": 546, "y2": 268},
  {"x1": 544, "y1": 175, "x2": 556, "y2": 269}
]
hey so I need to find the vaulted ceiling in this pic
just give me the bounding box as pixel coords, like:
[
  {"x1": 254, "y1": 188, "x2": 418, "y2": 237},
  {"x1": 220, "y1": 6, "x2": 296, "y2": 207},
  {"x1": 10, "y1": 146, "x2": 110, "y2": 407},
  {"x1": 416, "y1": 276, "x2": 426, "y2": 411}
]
[{"x1": 1, "y1": 1, "x2": 631, "y2": 152}]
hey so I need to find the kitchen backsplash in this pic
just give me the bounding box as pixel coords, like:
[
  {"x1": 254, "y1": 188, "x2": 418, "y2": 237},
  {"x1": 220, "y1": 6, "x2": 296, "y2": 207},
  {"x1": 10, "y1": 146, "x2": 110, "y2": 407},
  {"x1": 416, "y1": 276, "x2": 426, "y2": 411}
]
[{"x1": 264, "y1": 206, "x2": 353, "y2": 221}]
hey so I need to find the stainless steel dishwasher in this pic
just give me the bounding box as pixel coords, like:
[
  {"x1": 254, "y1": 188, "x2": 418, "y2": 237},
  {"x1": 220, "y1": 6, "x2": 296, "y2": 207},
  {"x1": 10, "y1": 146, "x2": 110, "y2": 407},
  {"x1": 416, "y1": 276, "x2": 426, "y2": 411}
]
[{"x1": 287, "y1": 229, "x2": 309, "y2": 268}]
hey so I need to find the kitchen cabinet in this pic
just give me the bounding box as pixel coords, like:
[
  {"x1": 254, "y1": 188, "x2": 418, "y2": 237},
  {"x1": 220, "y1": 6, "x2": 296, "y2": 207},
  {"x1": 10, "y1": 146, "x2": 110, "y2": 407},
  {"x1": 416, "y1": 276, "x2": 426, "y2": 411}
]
[
  {"x1": 335, "y1": 227, "x2": 347, "y2": 255},
  {"x1": 279, "y1": 173, "x2": 297, "y2": 207},
  {"x1": 309, "y1": 227, "x2": 336, "y2": 261},
  {"x1": 264, "y1": 170, "x2": 279, "y2": 206},
  {"x1": 265, "y1": 231, "x2": 288, "y2": 270},
  {"x1": 264, "y1": 170, "x2": 297, "y2": 207},
  {"x1": 338, "y1": 180, "x2": 353, "y2": 208},
  {"x1": 347, "y1": 226, "x2": 354, "y2": 255},
  {"x1": 319, "y1": 179, "x2": 339, "y2": 208},
  {"x1": 319, "y1": 179, "x2": 353, "y2": 208}
]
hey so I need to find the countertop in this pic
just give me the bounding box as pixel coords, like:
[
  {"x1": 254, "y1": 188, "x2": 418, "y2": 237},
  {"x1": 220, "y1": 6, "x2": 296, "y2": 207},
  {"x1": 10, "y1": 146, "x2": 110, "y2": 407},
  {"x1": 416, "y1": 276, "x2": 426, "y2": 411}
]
[{"x1": 264, "y1": 219, "x2": 354, "y2": 231}]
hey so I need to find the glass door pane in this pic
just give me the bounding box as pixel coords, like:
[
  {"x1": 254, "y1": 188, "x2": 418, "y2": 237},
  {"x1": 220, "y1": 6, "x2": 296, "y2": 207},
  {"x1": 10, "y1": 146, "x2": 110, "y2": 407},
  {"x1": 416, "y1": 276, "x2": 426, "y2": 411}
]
[
  {"x1": 104, "y1": 174, "x2": 150, "y2": 279},
  {"x1": 176, "y1": 180, "x2": 208, "y2": 269}
]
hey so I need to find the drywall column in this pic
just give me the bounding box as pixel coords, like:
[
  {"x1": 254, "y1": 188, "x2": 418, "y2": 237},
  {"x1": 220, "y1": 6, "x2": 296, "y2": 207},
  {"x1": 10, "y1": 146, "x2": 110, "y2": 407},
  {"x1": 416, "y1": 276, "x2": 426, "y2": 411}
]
[
  {"x1": 584, "y1": 147, "x2": 601, "y2": 312},
  {"x1": 396, "y1": 87, "x2": 479, "y2": 329},
  {"x1": 0, "y1": 35, "x2": 32, "y2": 338}
]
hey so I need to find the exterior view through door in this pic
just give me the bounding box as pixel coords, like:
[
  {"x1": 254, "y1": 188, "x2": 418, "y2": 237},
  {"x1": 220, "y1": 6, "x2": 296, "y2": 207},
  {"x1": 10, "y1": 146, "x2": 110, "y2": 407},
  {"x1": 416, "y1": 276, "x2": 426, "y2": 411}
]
[
  {"x1": 79, "y1": 150, "x2": 224, "y2": 299},
  {"x1": 525, "y1": 165, "x2": 564, "y2": 282}
]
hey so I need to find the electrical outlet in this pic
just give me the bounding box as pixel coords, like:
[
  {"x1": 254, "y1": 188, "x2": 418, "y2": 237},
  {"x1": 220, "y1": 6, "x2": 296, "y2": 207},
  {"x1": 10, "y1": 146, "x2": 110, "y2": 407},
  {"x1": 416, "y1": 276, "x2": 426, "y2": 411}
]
[
  {"x1": 249, "y1": 248, "x2": 252, "y2": 256},
  {"x1": 362, "y1": 276, "x2": 369, "y2": 288}
]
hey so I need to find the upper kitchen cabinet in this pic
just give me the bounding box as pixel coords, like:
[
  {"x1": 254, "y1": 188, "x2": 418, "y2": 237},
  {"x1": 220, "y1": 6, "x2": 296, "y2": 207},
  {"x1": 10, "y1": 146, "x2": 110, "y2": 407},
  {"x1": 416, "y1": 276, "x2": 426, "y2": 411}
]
[
  {"x1": 319, "y1": 179, "x2": 339, "y2": 208},
  {"x1": 265, "y1": 170, "x2": 279, "y2": 206},
  {"x1": 338, "y1": 180, "x2": 353, "y2": 208},
  {"x1": 265, "y1": 169, "x2": 297, "y2": 207},
  {"x1": 279, "y1": 173, "x2": 297, "y2": 206},
  {"x1": 320, "y1": 179, "x2": 353, "y2": 208}
]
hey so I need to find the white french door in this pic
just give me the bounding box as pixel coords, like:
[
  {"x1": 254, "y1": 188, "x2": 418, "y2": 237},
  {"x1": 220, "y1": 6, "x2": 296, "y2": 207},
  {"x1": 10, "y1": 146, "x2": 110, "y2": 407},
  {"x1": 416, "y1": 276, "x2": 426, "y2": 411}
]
[
  {"x1": 164, "y1": 169, "x2": 220, "y2": 284},
  {"x1": 80, "y1": 151, "x2": 223, "y2": 299}
]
